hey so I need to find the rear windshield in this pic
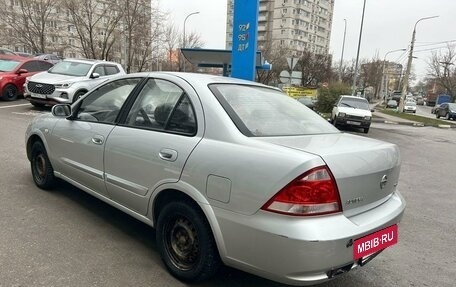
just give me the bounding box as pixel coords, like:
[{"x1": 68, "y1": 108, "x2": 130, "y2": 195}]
[
  {"x1": 0, "y1": 59, "x2": 20, "y2": 72},
  {"x1": 209, "y1": 84, "x2": 338, "y2": 137},
  {"x1": 48, "y1": 61, "x2": 92, "y2": 77}
]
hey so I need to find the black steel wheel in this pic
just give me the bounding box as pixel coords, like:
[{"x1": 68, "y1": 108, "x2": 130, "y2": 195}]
[
  {"x1": 31, "y1": 141, "x2": 55, "y2": 190},
  {"x1": 156, "y1": 201, "x2": 220, "y2": 282},
  {"x1": 2, "y1": 84, "x2": 18, "y2": 101}
]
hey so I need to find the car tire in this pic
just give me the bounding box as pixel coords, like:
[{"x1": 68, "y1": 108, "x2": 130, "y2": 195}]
[
  {"x1": 445, "y1": 113, "x2": 450, "y2": 120},
  {"x1": 363, "y1": 128, "x2": 369, "y2": 134},
  {"x1": 2, "y1": 84, "x2": 18, "y2": 101},
  {"x1": 436, "y1": 113, "x2": 440, "y2": 119},
  {"x1": 31, "y1": 141, "x2": 56, "y2": 190},
  {"x1": 333, "y1": 118, "x2": 338, "y2": 127},
  {"x1": 73, "y1": 91, "x2": 86, "y2": 103},
  {"x1": 156, "y1": 201, "x2": 221, "y2": 282}
]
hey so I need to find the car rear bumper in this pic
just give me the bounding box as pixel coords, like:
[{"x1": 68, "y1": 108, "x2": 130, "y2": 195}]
[{"x1": 213, "y1": 191, "x2": 405, "y2": 286}]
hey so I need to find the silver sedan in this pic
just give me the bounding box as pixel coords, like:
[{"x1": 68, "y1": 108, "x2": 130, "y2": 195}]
[{"x1": 25, "y1": 72, "x2": 405, "y2": 286}]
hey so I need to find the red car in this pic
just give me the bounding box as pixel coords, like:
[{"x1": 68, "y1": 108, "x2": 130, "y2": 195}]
[{"x1": 0, "y1": 55, "x2": 53, "y2": 101}]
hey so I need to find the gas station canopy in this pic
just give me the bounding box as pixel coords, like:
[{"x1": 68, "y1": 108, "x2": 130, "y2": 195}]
[{"x1": 181, "y1": 48, "x2": 271, "y2": 75}]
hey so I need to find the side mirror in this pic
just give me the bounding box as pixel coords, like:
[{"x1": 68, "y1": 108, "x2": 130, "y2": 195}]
[
  {"x1": 90, "y1": 72, "x2": 100, "y2": 79},
  {"x1": 52, "y1": 104, "x2": 72, "y2": 117},
  {"x1": 17, "y1": 68, "x2": 28, "y2": 74}
]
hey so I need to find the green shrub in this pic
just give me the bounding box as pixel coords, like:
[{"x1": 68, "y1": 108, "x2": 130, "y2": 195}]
[{"x1": 316, "y1": 83, "x2": 351, "y2": 113}]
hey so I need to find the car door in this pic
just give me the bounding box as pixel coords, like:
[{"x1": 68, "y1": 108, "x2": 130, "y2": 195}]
[
  {"x1": 49, "y1": 77, "x2": 143, "y2": 197},
  {"x1": 15, "y1": 61, "x2": 38, "y2": 92},
  {"x1": 103, "y1": 77, "x2": 202, "y2": 215}
]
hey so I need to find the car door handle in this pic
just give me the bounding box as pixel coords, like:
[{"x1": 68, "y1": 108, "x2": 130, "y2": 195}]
[
  {"x1": 91, "y1": 135, "x2": 104, "y2": 145},
  {"x1": 159, "y1": 149, "x2": 178, "y2": 162}
]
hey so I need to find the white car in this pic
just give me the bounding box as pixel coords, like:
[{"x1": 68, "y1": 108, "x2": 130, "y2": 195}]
[
  {"x1": 403, "y1": 101, "x2": 417, "y2": 113},
  {"x1": 331, "y1": 95, "x2": 372, "y2": 133},
  {"x1": 24, "y1": 59, "x2": 125, "y2": 107}
]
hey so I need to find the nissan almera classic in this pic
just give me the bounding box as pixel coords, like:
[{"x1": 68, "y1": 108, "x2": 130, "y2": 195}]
[{"x1": 25, "y1": 72, "x2": 405, "y2": 286}]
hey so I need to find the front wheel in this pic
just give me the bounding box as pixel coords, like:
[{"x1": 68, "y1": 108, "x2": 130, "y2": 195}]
[
  {"x1": 31, "y1": 141, "x2": 56, "y2": 189},
  {"x1": 363, "y1": 127, "x2": 369, "y2": 134},
  {"x1": 156, "y1": 201, "x2": 221, "y2": 282},
  {"x1": 436, "y1": 113, "x2": 440, "y2": 119},
  {"x1": 445, "y1": 113, "x2": 450, "y2": 120},
  {"x1": 2, "y1": 84, "x2": 18, "y2": 101},
  {"x1": 73, "y1": 91, "x2": 86, "y2": 103}
]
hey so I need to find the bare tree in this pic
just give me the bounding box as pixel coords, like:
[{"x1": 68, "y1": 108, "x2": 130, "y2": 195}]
[
  {"x1": 64, "y1": 0, "x2": 123, "y2": 60},
  {"x1": 427, "y1": 45, "x2": 456, "y2": 102},
  {"x1": 180, "y1": 31, "x2": 204, "y2": 72},
  {"x1": 162, "y1": 23, "x2": 180, "y2": 71},
  {"x1": 1, "y1": 0, "x2": 59, "y2": 53},
  {"x1": 359, "y1": 57, "x2": 383, "y2": 98},
  {"x1": 256, "y1": 41, "x2": 290, "y2": 85},
  {"x1": 297, "y1": 51, "x2": 332, "y2": 88}
]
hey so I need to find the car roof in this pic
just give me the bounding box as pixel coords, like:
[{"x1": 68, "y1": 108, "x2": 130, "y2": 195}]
[
  {"x1": 61, "y1": 58, "x2": 121, "y2": 65},
  {"x1": 0, "y1": 54, "x2": 31, "y2": 62}
]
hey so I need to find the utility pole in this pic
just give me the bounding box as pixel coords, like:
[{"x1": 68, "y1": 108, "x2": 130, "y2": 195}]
[
  {"x1": 352, "y1": 0, "x2": 367, "y2": 96},
  {"x1": 339, "y1": 19, "x2": 347, "y2": 82},
  {"x1": 400, "y1": 15, "x2": 438, "y2": 112}
]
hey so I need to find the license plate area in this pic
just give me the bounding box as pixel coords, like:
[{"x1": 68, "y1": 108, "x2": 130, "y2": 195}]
[
  {"x1": 353, "y1": 225, "x2": 398, "y2": 260},
  {"x1": 31, "y1": 93, "x2": 46, "y2": 99},
  {"x1": 347, "y1": 120, "x2": 361, "y2": 125}
]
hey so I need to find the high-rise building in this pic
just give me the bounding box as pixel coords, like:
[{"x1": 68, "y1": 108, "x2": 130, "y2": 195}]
[{"x1": 226, "y1": 0, "x2": 335, "y2": 56}]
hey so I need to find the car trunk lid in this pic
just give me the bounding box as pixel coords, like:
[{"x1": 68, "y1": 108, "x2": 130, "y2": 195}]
[{"x1": 257, "y1": 133, "x2": 401, "y2": 217}]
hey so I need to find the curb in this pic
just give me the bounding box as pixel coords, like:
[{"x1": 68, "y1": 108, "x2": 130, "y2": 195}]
[{"x1": 372, "y1": 118, "x2": 456, "y2": 128}]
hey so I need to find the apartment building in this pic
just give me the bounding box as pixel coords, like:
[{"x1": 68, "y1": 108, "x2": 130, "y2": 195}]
[
  {"x1": 0, "y1": 0, "x2": 152, "y2": 71},
  {"x1": 226, "y1": 0, "x2": 335, "y2": 56}
]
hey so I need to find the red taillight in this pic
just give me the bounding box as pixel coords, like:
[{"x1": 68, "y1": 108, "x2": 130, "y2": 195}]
[{"x1": 261, "y1": 166, "x2": 342, "y2": 216}]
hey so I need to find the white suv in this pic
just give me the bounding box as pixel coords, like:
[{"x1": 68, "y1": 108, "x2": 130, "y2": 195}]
[
  {"x1": 331, "y1": 95, "x2": 373, "y2": 133},
  {"x1": 25, "y1": 59, "x2": 125, "y2": 107}
]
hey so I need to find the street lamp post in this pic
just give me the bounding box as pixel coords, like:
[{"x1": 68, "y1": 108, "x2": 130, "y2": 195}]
[
  {"x1": 183, "y1": 11, "x2": 200, "y2": 72},
  {"x1": 399, "y1": 15, "x2": 439, "y2": 111},
  {"x1": 380, "y1": 48, "x2": 406, "y2": 101},
  {"x1": 339, "y1": 19, "x2": 347, "y2": 82},
  {"x1": 352, "y1": 0, "x2": 367, "y2": 96}
]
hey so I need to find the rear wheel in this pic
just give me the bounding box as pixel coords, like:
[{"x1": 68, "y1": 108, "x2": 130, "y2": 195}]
[
  {"x1": 31, "y1": 141, "x2": 56, "y2": 190},
  {"x1": 156, "y1": 201, "x2": 221, "y2": 282},
  {"x1": 2, "y1": 84, "x2": 18, "y2": 101}
]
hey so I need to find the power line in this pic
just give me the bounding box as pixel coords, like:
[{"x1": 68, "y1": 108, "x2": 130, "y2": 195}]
[{"x1": 414, "y1": 40, "x2": 456, "y2": 47}]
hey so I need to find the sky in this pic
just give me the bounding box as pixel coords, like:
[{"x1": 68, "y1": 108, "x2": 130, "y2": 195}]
[{"x1": 159, "y1": 0, "x2": 456, "y2": 83}]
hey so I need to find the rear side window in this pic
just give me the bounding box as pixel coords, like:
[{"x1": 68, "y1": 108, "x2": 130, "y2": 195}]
[
  {"x1": 38, "y1": 61, "x2": 53, "y2": 71},
  {"x1": 21, "y1": 61, "x2": 40, "y2": 72},
  {"x1": 210, "y1": 84, "x2": 338, "y2": 137},
  {"x1": 105, "y1": 65, "x2": 120, "y2": 75},
  {"x1": 125, "y1": 78, "x2": 196, "y2": 135}
]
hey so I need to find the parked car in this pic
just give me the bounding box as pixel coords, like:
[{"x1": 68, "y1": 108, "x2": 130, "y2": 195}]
[
  {"x1": 331, "y1": 95, "x2": 373, "y2": 133},
  {"x1": 0, "y1": 47, "x2": 17, "y2": 55},
  {"x1": 0, "y1": 55, "x2": 54, "y2": 101},
  {"x1": 416, "y1": 96, "x2": 425, "y2": 105},
  {"x1": 16, "y1": 52, "x2": 34, "y2": 58},
  {"x1": 297, "y1": 96, "x2": 317, "y2": 110},
  {"x1": 436, "y1": 102, "x2": 456, "y2": 120},
  {"x1": 24, "y1": 58, "x2": 125, "y2": 107},
  {"x1": 431, "y1": 104, "x2": 440, "y2": 114},
  {"x1": 26, "y1": 73, "x2": 405, "y2": 286},
  {"x1": 34, "y1": 53, "x2": 63, "y2": 65},
  {"x1": 403, "y1": 101, "x2": 417, "y2": 113},
  {"x1": 386, "y1": 99, "x2": 398, "y2": 109}
]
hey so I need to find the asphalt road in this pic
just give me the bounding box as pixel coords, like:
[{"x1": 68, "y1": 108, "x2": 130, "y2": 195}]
[{"x1": 1, "y1": 100, "x2": 455, "y2": 287}]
